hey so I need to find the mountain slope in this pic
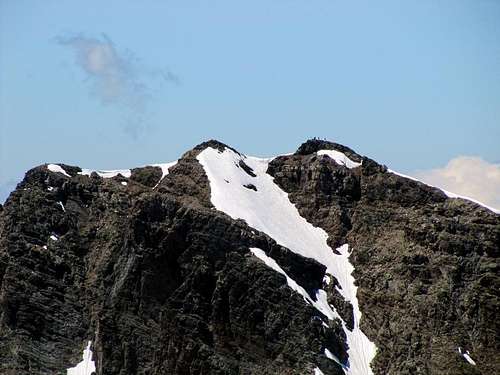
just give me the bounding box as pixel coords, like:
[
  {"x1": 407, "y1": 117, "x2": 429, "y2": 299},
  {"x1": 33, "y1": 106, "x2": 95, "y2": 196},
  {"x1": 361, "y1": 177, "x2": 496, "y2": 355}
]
[{"x1": 0, "y1": 139, "x2": 498, "y2": 375}]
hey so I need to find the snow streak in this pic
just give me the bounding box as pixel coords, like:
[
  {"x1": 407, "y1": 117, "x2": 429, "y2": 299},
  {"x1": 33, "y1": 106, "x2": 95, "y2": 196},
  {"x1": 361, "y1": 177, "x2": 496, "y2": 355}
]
[{"x1": 67, "y1": 341, "x2": 96, "y2": 375}]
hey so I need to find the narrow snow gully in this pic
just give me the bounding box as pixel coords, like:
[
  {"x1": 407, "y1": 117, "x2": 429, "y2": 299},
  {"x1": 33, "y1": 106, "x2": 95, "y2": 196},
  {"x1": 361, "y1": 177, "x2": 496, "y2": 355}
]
[
  {"x1": 151, "y1": 160, "x2": 178, "y2": 188},
  {"x1": 197, "y1": 147, "x2": 377, "y2": 375}
]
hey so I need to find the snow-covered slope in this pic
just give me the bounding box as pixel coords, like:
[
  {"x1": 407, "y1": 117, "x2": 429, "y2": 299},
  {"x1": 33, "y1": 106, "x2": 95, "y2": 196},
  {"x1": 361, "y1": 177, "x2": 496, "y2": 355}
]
[{"x1": 197, "y1": 147, "x2": 377, "y2": 375}]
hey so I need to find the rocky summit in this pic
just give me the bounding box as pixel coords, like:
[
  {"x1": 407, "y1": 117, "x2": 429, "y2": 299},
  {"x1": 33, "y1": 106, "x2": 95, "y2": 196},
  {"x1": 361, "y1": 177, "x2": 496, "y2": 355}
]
[{"x1": 0, "y1": 139, "x2": 498, "y2": 375}]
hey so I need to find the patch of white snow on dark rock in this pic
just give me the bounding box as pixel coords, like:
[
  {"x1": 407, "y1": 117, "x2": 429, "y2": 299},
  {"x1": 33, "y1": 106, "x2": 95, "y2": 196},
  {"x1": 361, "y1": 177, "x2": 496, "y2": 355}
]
[
  {"x1": 317, "y1": 150, "x2": 362, "y2": 169},
  {"x1": 67, "y1": 341, "x2": 96, "y2": 375},
  {"x1": 151, "y1": 160, "x2": 178, "y2": 188},
  {"x1": 458, "y1": 347, "x2": 477, "y2": 366},
  {"x1": 47, "y1": 164, "x2": 71, "y2": 177},
  {"x1": 79, "y1": 168, "x2": 131, "y2": 179}
]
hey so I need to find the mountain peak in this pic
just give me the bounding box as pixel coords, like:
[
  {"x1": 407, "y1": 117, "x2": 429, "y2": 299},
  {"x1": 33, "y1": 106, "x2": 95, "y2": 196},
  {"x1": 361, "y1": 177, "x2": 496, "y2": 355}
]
[
  {"x1": 295, "y1": 138, "x2": 362, "y2": 162},
  {"x1": 192, "y1": 139, "x2": 240, "y2": 155}
]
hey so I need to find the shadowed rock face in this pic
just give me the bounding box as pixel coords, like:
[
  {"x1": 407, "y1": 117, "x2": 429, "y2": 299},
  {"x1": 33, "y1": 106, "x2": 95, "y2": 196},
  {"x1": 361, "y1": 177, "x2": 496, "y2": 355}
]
[{"x1": 0, "y1": 138, "x2": 498, "y2": 375}]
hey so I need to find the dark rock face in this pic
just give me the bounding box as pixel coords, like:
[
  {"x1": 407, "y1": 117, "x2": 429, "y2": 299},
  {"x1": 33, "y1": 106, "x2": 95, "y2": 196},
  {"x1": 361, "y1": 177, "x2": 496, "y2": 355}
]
[
  {"x1": 130, "y1": 166, "x2": 163, "y2": 187},
  {"x1": 0, "y1": 144, "x2": 346, "y2": 375},
  {"x1": 267, "y1": 140, "x2": 500, "y2": 375},
  {"x1": 0, "y1": 138, "x2": 498, "y2": 375},
  {"x1": 325, "y1": 278, "x2": 354, "y2": 331}
]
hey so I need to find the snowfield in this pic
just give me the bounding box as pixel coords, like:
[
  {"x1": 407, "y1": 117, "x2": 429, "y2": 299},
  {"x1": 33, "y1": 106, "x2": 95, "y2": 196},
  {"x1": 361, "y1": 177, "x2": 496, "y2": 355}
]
[{"x1": 197, "y1": 147, "x2": 377, "y2": 375}]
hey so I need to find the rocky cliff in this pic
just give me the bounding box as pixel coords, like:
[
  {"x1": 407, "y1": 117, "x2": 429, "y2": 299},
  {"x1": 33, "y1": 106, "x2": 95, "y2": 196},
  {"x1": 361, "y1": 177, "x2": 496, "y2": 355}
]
[{"x1": 0, "y1": 139, "x2": 498, "y2": 375}]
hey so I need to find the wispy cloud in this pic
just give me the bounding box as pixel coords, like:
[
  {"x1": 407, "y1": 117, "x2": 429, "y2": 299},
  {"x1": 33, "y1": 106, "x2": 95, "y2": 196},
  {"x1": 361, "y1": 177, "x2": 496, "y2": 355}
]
[
  {"x1": 414, "y1": 156, "x2": 500, "y2": 210},
  {"x1": 56, "y1": 33, "x2": 179, "y2": 137}
]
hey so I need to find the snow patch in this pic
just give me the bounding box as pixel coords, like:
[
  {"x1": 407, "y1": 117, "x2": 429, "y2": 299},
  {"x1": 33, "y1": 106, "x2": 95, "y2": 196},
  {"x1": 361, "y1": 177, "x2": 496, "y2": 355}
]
[
  {"x1": 151, "y1": 161, "x2": 178, "y2": 188},
  {"x1": 76, "y1": 160, "x2": 177, "y2": 188},
  {"x1": 47, "y1": 164, "x2": 71, "y2": 177},
  {"x1": 323, "y1": 274, "x2": 331, "y2": 286},
  {"x1": 67, "y1": 341, "x2": 96, "y2": 375},
  {"x1": 47, "y1": 186, "x2": 54, "y2": 192},
  {"x1": 121, "y1": 181, "x2": 127, "y2": 186},
  {"x1": 79, "y1": 169, "x2": 131, "y2": 179},
  {"x1": 458, "y1": 347, "x2": 477, "y2": 366},
  {"x1": 389, "y1": 169, "x2": 500, "y2": 214},
  {"x1": 314, "y1": 367, "x2": 325, "y2": 375},
  {"x1": 58, "y1": 201, "x2": 66, "y2": 212},
  {"x1": 197, "y1": 147, "x2": 377, "y2": 375},
  {"x1": 313, "y1": 289, "x2": 338, "y2": 321},
  {"x1": 317, "y1": 150, "x2": 361, "y2": 169},
  {"x1": 50, "y1": 234, "x2": 58, "y2": 241}
]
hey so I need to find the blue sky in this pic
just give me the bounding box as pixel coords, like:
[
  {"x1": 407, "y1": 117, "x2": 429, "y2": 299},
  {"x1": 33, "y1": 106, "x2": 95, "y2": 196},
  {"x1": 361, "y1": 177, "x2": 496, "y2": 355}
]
[{"x1": 1, "y1": 0, "x2": 500, "y2": 205}]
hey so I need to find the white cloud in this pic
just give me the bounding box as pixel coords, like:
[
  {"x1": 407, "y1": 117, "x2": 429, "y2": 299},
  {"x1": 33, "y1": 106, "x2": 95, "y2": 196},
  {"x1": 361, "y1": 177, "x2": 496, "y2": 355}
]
[
  {"x1": 56, "y1": 33, "x2": 179, "y2": 137},
  {"x1": 414, "y1": 156, "x2": 500, "y2": 210}
]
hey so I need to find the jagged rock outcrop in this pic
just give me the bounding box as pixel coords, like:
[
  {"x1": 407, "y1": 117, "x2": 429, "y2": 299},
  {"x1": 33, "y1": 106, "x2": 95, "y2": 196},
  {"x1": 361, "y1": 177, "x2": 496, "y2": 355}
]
[{"x1": 0, "y1": 139, "x2": 498, "y2": 375}]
